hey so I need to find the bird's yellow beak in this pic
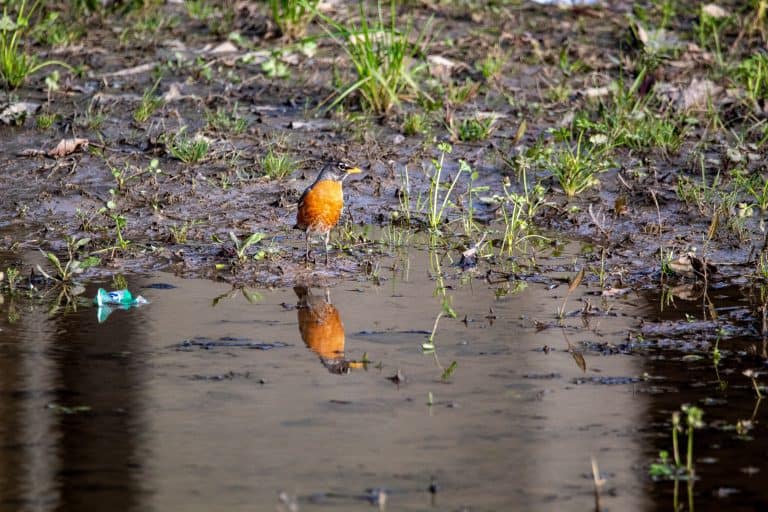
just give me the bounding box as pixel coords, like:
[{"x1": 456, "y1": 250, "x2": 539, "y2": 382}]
[{"x1": 346, "y1": 167, "x2": 362, "y2": 175}]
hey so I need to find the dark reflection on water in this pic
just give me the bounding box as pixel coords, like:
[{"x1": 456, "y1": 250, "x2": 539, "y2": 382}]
[
  {"x1": 0, "y1": 285, "x2": 147, "y2": 512},
  {"x1": 641, "y1": 285, "x2": 768, "y2": 511}
]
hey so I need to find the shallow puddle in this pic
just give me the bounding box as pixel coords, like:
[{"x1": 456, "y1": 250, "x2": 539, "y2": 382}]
[{"x1": 1, "y1": 247, "x2": 767, "y2": 511}]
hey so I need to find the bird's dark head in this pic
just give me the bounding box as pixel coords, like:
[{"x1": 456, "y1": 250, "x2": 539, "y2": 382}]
[{"x1": 317, "y1": 161, "x2": 363, "y2": 182}]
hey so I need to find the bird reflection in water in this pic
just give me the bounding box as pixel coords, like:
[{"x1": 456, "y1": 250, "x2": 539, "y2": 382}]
[{"x1": 294, "y1": 285, "x2": 362, "y2": 374}]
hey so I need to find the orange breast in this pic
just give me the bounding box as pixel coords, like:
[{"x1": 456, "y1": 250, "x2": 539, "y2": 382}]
[
  {"x1": 296, "y1": 180, "x2": 343, "y2": 233},
  {"x1": 298, "y1": 302, "x2": 345, "y2": 360}
]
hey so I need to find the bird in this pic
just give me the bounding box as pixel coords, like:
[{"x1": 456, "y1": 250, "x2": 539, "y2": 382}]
[
  {"x1": 294, "y1": 161, "x2": 362, "y2": 264},
  {"x1": 294, "y1": 285, "x2": 349, "y2": 374}
]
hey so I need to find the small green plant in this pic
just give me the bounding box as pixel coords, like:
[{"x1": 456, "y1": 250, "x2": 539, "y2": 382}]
[
  {"x1": 422, "y1": 294, "x2": 456, "y2": 352},
  {"x1": 0, "y1": 0, "x2": 71, "y2": 89},
  {"x1": 402, "y1": 112, "x2": 428, "y2": 136},
  {"x1": 649, "y1": 450, "x2": 675, "y2": 479},
  {"x1": 318, "y1": 0, "x2": 431, "y2": 114},
  {"x1": 133, "y1": 81, "x2": 163, "y2": 123},
  {"x1": 31, "y1": 10, "x2": 82, "y2": 46},
  {"x1": 269, "y1": 0, "x2": 318, "y2": 39},
  {"x1": 111, "y1": 214, "x2": 130, "y2": 250},
  {"x1": 425, "y1": 142, "x2": 466, "y2": 233},
  {"x1": 36, "y1": 237, "x2": 92, "y2": 283},
  {"x1": 737, "y1": 53, "x2": 768, "y2": 106},
  {"x1": 497, "y1": 162, "x2": 548, "y2": 255},
  {"x1": 166, "y1": 128, "x2": 210, "y2": 164},
  {"x1": 696, "y1": 3, "x2": 731, "y2": 67},
  {"x1": 229, "y1": 231, "x2": 266, "y2": 263},
  {"x1": 575, "y1": 77, "x2": 684, "y2": 157},
  {"x1": 476, "y1": 47, "x2": 504, "y2": 80},
  {"x1": 260, "y1": 149, "x2": 296, "y2": 179},
  {"x1": 733, "y1": 170, "x2": 768, "y2": 211},
  {"x1": 649, "y1": 405, "x2": 704, "y2": 479},
  {"x1": 1, "y1": 266, "x2": 21, "y2": 296},
  {"x1": 451, "y1": 115, "x2": 495, "y2": 142},
  {"x1": 35, "y1": 112, "x2": 56, "y2": 130},
  {"x1": 169, "y1": 220, "x2": 200, "y2": 244},
  {"x1": 205, "y1": 103, "x2": 247, "y2": 134},
  {"x1": 184, "y1": 0, "x2": 216, "y2": 21},
  {"x1": 743, "y1": 369, "x2": 764, "y2": 399},
  {"x1": 446, "y1": 79, "x2": 479, "y2": 106},
  {"x1": 549, "y1": 133, "x2": 609, "y2": 197},
  {"x1": 681, "y1": 405, "x2": 703, "y2": 474}
]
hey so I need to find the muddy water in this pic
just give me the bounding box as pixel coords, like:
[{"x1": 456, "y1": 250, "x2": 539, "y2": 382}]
[{"x1": 0, "y1": 247, "x2": 766, "y2": 511}]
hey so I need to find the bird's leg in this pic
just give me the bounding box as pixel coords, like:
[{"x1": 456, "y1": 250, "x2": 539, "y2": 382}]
[
  {"x1": 304, "y1": 232, "x2": 311, "y2": 264},
  {"x1": 324, "y1": 231, "x2": 330, "y2": 266}
]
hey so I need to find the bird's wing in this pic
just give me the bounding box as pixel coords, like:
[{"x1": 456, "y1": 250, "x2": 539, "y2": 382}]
[{"x1": 297, "y1": 186, "x2": 309, "y2": 208}]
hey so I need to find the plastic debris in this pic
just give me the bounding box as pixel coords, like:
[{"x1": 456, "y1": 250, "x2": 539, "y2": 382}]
[
  {"x1": 94, "y1": 288, "x2": 148, "y2": 306},
  {"x1": 94, "y1": 288, "x2": 149, "y2": 323}
]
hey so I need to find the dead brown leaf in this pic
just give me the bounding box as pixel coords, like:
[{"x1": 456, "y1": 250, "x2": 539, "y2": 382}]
[
  {"x1": 48, "y1": 138, "x2": 89, "y2": 158},
  {"x1": 568, "y1": 268, "x2": 585, "y2": 294}
]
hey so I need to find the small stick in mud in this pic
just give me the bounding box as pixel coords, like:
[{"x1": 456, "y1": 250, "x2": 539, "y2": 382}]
[{"x1": 591, "y1": 456, "x2": 606, "y2": 512}]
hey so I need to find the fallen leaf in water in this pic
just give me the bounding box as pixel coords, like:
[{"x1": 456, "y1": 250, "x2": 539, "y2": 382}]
[
  {"x1": 568, "y1": 268, "x2": 585, "y2": 294},
  {"x1": 571, "y1": 350, "x2": 587, "y2": 373},
  {"x1": 48, "y1": 138, "x2": 89, "y2": 158}
]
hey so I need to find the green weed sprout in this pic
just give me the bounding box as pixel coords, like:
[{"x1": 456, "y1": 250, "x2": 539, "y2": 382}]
[
  {"x1": 0, "y1": 0, "x2": 72, "y2": 89},
  {"x1": 426, "y1": 142, "x2": 465, "y2": 233},
  {"x1": 316, "y1": 0, "x2": 431, "y2": 115},
  {"x1": 550, "y1": 132, "x2": 608, "y2": 197},
  {"x1": 36, "y1": 237, "x2": 92, "y2": 282},
  {"x1": 166, "y1": 128, "x2": 210, "y2": 164},
  {"x1": 230, "y1": 232, "x2": 266, "y2": 263},
  {"x1": 649, "y1": 405, "x2": 704, "y2": 479},
  {"x1": 260, "y1": 149, "x2": 296, "y2": 179},
  {"x1": 270, "y1": 0, "x2": 318, "y2": 40}
]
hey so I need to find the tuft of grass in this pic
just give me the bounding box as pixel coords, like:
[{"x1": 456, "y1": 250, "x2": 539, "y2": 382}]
[
  {"x1": 0, "y1": 0, "x2": 72, "y2": 90},
  {"x1": 476, "y1": 46, "x2": 504, "y2": 80},
  {"x1": 134, "y1": 80, "x2": 163, "y2": 123},
  {"x1": 549, "y1": 133, "x2": 610, "y2": 197},
  {"x1": 318, "y1": 0, "x2": 431, "y2": 115},
  {"x1": 402, "y1": 111, "x2": 429, "y2": 136},
  {"x1": 425, "y1": 142, "x2": 466, "y2": 233},
  {"x1": 575, "y1": 75, "x2": 684, "y2": 157},
  {"x1": 446, "y1": 79, "x2": 479, "y2": 106},
  {"x1": 165, "y1": 128, "x2": 210, "y2": 164},
  {"x1": 736, "y1": 53, "x2": 768, "y2": 107},
  {"x1": 450, "y1": 115, "x2": 495, "y2": 142},
  {"x1": 205, "y1": 103, "x2": 247, "y2": 134},
  {"x1": 184, "y1": 0, "x2": 216, "y2": 21},
  {"x1": 36, "y1": 112, "x2": 57, "y2": 130},
  {"x1": 733, "y1": 169, "x2": 768, "y2": 211},
  {"x1": 260, "y1": 149, "x2": 296, "y2": 179},
  {"x1": 269, "y1": 0, "x2": 318, "y2": 40}
]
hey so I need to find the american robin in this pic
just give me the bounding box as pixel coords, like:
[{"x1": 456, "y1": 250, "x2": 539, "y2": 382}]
[
  {"x1": 294, "y1": 285, "x2": 348, "y2": 374},
  {"x1": 294, "y1": 161, "x2": 362, "y2": 264}
]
